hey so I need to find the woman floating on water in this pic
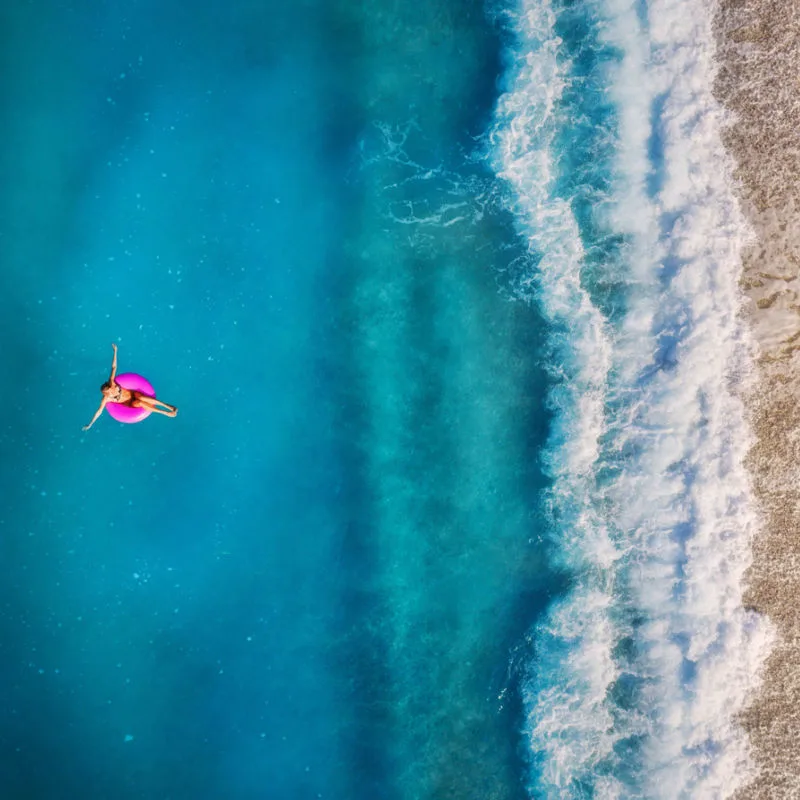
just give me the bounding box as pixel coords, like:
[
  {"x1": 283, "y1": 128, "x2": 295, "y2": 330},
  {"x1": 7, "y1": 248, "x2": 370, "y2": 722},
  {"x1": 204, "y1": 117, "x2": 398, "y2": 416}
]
[{"x1": 83, "y1": 343, "x2": 178, "y2": 430}]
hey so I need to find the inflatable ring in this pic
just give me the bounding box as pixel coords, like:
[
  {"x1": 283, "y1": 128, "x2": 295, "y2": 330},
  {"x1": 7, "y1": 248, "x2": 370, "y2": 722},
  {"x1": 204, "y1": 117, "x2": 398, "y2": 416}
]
[{"x1": 106, "y1": 372, "x2": 155, "y2": 424}]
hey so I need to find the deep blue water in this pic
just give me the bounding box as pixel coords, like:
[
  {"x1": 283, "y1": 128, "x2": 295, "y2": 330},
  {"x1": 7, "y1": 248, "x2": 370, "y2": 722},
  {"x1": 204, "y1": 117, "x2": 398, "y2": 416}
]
[{"x1": 0, "y1": 2, "x2": 555, "y2": 798}]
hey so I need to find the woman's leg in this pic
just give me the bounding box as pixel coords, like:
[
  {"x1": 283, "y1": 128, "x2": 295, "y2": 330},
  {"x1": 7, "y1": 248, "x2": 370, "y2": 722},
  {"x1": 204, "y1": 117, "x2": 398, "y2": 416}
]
[
  {"x1": 149, "y1": 404, "x2": 178, "y2": 418},
  {"x1": 132, "y1": 394, "x2": 178, "y2": 416}
]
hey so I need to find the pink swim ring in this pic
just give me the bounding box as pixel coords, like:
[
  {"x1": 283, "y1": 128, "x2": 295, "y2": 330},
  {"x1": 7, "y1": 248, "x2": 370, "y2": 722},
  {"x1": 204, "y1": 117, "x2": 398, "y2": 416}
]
[{"x1": 106, "y1": 372, "x2": 156, "y2": 423}]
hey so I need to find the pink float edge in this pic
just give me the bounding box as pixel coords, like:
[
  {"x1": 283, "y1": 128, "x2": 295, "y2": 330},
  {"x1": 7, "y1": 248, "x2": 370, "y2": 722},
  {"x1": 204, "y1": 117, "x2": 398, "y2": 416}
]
[{"x1": 106, "y1": 372, "x2": 156, "y2": 424}]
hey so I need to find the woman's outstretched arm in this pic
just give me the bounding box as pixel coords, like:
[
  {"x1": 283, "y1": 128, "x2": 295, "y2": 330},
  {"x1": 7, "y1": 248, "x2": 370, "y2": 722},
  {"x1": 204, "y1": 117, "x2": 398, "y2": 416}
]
[
  {"x1": 83, "y1": 399, "x2": 107, "y2": 431},
  {"x1": 108, "y1": 343, "x2": 118, "y2": 384}
]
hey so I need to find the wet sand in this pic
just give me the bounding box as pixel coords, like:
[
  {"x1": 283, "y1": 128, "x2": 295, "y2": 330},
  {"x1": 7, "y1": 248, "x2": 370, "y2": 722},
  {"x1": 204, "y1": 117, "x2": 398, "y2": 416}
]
[{"x1": 714, "y1": 1, "x2": 800, "y2": 796}]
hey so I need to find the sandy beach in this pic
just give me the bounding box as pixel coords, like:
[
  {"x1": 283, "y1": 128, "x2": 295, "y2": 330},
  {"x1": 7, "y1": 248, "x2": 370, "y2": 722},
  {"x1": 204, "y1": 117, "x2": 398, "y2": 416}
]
[{"x1": 715, "y1": 1, "x2": 800, "y2": 795}]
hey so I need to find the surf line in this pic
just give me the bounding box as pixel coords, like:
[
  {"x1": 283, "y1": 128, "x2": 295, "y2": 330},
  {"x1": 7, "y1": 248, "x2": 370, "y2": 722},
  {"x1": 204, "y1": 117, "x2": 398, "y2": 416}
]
[{"x1": 489, "y1": 0, "x2": 622, "y2": 794}]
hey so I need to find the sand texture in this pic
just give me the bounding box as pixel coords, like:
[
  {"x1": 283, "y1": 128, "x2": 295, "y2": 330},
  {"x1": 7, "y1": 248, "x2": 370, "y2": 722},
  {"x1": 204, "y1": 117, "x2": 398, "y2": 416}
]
[{"x1": 715, "y1": 0, "x2": 800, "y2": 796}]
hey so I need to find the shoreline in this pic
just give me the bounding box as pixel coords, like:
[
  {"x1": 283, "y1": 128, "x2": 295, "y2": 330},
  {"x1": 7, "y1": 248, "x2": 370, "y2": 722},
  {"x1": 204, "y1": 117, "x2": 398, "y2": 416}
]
[{"x1": 714, "y1": 1, "x2": 800, "y2": 796}]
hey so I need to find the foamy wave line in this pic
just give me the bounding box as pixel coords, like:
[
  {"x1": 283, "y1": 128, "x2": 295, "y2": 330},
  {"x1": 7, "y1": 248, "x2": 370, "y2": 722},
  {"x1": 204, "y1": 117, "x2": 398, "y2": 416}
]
[
  {"x1": 489, "y1": 0, "x2": 624, "y2": 794},
  {"x1": 491, "y1": 0, "x2": 774, "y2": 797},
  {"x1": 599, "y1": 0, "x2": 774, "y2": 796}
]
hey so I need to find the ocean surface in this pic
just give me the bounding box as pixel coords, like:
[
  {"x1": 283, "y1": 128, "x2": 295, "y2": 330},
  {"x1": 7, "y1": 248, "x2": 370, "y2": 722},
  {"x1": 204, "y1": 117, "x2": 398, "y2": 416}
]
[{"x1": 0, "y1": 1, "x2": 775, "y2": 799}]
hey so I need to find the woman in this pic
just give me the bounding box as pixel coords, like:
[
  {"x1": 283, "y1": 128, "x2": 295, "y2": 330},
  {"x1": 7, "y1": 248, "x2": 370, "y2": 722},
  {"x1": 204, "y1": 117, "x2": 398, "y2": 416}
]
[{"x1": 83, "y1": 343, "x2": 178, "y2": 430}]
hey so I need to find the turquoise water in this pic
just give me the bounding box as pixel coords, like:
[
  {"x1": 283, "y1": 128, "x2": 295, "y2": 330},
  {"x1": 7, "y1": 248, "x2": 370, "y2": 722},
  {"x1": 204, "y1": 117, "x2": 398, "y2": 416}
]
[
  {"x1": 0, "y1": 0, "x2": 773, "y2": 798},
  {"x1": 0, "y1": 2, "x2": 555, "y2": 798}
]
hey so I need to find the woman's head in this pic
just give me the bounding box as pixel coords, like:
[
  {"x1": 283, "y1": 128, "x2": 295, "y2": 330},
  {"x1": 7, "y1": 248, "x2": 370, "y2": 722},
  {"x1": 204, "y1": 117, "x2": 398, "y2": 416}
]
[{"x1": 101, "y1": 381, "x2": 124, "y2": 402}]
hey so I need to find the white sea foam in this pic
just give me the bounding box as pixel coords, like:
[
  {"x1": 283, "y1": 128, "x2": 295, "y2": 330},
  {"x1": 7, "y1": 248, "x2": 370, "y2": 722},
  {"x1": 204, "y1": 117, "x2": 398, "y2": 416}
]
[
  {"x1": 491, "y1": 0, "x2": 775, "y2": 797},
  {"x1": 489, "y1": 0, "x2": 623, "y2": 794},
  {"x1": 601, "y1": 1, "x2": 774, "y2": 795}
]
